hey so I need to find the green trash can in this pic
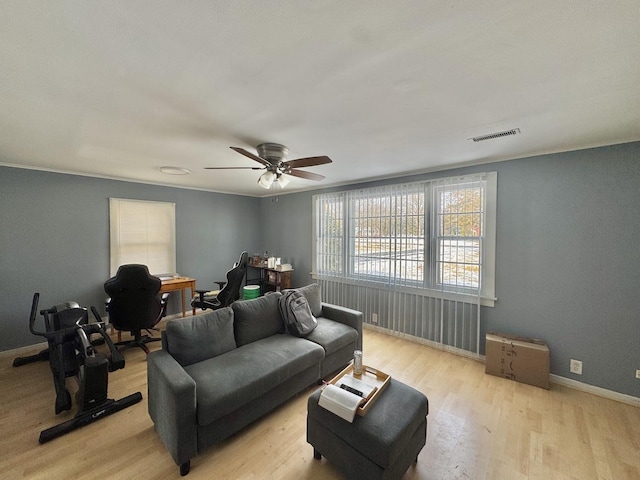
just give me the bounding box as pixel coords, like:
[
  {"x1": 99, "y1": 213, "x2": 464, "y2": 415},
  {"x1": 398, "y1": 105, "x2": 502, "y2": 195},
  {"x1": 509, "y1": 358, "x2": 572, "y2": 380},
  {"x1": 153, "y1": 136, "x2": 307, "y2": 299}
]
[{"x1": 242, "y1": 285, "x2": 261, "y2": 300}]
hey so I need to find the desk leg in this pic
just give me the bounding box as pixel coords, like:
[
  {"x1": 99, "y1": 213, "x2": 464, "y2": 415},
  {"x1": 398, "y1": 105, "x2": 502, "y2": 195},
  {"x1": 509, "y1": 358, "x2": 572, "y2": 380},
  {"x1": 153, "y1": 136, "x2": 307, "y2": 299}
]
[
  {"x1": 191, "y1": 287, "x2": 196, "y2": 316},
  {"x1": 180, "y1": 288, "x2": 186, "y2": 317}
]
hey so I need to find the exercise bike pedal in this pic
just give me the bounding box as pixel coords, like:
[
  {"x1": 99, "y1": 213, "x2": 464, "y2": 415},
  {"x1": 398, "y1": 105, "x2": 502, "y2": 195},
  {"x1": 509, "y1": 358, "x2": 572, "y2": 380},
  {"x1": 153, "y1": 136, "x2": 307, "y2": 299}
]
[{"x1": 54, "y1": 390, "x2": 72, "y2": 414}]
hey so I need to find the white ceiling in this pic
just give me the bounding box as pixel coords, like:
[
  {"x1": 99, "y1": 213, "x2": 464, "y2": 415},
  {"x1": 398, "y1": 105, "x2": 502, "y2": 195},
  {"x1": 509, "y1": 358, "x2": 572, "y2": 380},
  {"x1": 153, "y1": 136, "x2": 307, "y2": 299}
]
[{"x1": 2, "y1": 1, "x2": 639, "y2": 197}]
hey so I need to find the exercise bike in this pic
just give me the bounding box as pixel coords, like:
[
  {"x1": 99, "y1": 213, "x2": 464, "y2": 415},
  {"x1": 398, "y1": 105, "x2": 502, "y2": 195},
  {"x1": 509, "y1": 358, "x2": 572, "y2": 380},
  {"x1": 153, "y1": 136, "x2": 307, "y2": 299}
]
[
  {"x1": 13, "y1": 304, "x2": 104, "y2": 367},
  {"x1": 26, "y1": 292, "x2": 142, "y2": 443}
]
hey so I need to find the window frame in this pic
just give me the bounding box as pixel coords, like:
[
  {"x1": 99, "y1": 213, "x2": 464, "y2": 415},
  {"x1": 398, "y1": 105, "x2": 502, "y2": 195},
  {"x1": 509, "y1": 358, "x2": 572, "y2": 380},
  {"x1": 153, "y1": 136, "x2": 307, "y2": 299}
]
[
  {"x1": 312, "y1": 172, "x2": 496, "y2": 306},
  {"x1": 347, "y1": 183, "x2": 426, "y2": 287},
  {"x1": 432, "y1": 177, "x2": 485, "y2": 293}
]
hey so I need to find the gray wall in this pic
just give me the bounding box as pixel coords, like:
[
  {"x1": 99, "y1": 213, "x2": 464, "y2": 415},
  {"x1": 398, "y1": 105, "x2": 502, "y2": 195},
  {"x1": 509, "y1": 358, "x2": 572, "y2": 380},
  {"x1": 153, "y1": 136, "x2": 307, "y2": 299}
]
[
  {"x1": 260, "y1": 142, "x2": 640, "y2": 398},
  {"x1": 0, "y1": 167, "x2": 261, "y2": 351},
  {"x1": 3, "y1": 141, "x2": 639, "y2": 398},
  {"x1": 259, "y1": 194, "x2": 317, "y2": 286}
]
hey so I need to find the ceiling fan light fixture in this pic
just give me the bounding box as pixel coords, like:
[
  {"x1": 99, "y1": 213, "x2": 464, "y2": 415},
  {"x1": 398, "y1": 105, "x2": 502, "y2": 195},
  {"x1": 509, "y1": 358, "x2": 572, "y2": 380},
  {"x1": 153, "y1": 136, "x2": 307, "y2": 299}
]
[
  {"x1": 258, "y1": 170, "x2": 275, "y2": 189},
  {"x1": 223, "y1": 143, "x2": 333, "y2": 190},
  {"x1": 275, "y1": 174, "x2": 290, "y2": 189}
]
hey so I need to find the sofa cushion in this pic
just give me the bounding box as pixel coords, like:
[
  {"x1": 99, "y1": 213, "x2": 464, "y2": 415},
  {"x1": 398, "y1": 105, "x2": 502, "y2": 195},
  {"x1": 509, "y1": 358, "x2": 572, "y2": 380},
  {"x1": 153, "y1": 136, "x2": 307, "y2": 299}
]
[
  {"x1": 164, "y1": 307, "x2": 236, "y2": 367},
  {"x1": 304, "y1": 317, "x2": 358, "y2": 355},
  {"x1": 232, "y1": 292, "x2": 283, "y2": 347},
  {"x1": 184, "y1": 334, "x2": 325, "y2": 426},
  {"x1": 287, "y1": 283, "x2": 322, "y2": 318}
]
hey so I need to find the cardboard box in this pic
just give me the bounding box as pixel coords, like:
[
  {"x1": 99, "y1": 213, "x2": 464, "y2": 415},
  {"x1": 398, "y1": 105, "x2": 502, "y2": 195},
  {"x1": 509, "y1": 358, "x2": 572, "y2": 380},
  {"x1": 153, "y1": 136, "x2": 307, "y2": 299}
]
[{"x1": 485, "y1": 332, "x2": 550, "y2": 389}]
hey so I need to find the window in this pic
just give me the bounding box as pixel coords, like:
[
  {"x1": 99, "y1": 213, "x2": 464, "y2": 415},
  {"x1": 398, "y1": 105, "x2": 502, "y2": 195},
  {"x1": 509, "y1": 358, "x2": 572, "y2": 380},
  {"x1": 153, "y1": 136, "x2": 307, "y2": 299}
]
[
  {"x1": 433, "y1": 178, "x2": 483, "y2": 290},
  {"x1": 348, "y1": 183, "x2": 425, "y2": 286},
  {"x1": 315, "y1": 193, "x2": 345, "y2": 277},
  {"x1": 109, "y1": 198, "x2": 176, "y2": 276},
  {"x1": 313, "y1": 172, "x2": 496, "y2": 305}
]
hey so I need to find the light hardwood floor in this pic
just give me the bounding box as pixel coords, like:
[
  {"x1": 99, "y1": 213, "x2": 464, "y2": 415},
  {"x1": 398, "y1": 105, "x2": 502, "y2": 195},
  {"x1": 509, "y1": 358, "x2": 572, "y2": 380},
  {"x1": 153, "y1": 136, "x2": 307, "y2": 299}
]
[{"x1": 1, "y1": 325, "x2": 639, "y2": 480}]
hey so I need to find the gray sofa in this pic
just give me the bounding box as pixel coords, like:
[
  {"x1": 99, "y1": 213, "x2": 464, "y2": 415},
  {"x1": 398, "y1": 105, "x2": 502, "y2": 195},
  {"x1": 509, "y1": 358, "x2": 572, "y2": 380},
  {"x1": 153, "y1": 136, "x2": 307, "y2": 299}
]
[{"x1": 147, "y1": 283, "x2": 363, "y2": 475}]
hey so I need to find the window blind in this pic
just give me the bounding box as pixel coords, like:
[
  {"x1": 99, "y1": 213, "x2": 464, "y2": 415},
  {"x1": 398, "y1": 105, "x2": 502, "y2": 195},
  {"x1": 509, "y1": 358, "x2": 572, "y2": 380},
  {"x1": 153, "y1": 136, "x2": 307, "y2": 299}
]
[
  {"x1": 346, "y1": 182, "x2": 425, "y2": 287},
  {"x1": 313, "y1": 172, "x2": 496, "y2": 304},
  {"x1": 109, "y1": 198, "x2": 176, "y2": 276}
]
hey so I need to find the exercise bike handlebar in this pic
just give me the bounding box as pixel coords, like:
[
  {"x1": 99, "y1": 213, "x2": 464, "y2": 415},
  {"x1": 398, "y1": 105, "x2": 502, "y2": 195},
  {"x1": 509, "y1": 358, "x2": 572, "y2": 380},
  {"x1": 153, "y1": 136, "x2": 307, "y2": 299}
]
[
  {"x1": 28, "y1": 293, "x2": 125, "y2": 372},
  {"x1": 28, "y1": 292, "x2": 41, "y2": 336},
  {"x1": 29, "y1": 292, "x2": 83, "y2": 341},
  {"x1": 90, "y1": 306, "x2": 125, "y2": 371}
]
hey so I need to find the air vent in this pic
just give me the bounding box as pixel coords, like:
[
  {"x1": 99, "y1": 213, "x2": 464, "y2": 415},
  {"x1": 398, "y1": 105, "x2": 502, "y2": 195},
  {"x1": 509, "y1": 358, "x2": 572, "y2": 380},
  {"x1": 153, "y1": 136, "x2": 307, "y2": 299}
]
[{"x1": 470, "y1": 128, "x2": 521, "y2": 142}]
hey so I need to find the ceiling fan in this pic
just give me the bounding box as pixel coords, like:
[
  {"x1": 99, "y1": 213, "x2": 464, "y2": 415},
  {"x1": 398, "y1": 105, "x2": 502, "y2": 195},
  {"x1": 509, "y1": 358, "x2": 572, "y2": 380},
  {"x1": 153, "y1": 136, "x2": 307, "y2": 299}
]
[{"x1": 205, "y1": 143, "x2": 332, "y2": 190}]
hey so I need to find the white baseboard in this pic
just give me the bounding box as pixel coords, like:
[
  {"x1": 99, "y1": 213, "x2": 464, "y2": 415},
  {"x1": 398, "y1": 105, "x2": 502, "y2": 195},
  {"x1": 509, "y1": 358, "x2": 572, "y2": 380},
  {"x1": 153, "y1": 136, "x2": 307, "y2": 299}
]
[
  {"x1": 364, "y1": 323, "x2": 640, "y2": 408},
  {"x1": 549, "y1": 374, "x2": 640, "y2": 407},
  {"x1": 364, "y1": 323, "x2": 484, "y2": 361}
]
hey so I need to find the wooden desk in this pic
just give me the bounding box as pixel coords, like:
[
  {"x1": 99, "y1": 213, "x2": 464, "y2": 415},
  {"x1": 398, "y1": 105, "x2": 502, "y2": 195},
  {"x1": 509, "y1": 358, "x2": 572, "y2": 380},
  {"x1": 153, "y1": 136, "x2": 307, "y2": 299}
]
[{"x1": 160, "y1": 277, "x2": 196, "y2": 317}]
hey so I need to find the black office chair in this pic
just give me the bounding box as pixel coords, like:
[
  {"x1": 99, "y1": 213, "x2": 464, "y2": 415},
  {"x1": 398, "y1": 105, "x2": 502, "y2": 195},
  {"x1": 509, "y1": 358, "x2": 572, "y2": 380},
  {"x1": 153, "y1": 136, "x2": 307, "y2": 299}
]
[
  {"x1": 104, "y1": 264, "x2": 169, "y2": 354},
  {"x1": 192, "y1": 251, "x2": 248, "y2": 311}
]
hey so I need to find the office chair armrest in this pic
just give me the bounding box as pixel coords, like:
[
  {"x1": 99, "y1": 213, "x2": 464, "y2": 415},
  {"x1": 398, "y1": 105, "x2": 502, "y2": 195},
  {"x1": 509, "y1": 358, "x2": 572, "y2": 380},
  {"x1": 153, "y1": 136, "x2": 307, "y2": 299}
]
[
  {"x1": 147, "y1": 350, "x2": 197, "y2": 467},
  {"x1": 193, "y1": 289, "x2": 209, "y2": 309},
  {"x1": 158, "y1": 293, "x2": 170, "y2": 319}
]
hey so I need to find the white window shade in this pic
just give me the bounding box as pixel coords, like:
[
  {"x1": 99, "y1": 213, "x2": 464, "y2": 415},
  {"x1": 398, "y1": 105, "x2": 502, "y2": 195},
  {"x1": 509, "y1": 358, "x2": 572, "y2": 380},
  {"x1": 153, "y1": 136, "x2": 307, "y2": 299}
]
[{"x1": 109, "y1": 198, "x2": 176, "y2": 276}]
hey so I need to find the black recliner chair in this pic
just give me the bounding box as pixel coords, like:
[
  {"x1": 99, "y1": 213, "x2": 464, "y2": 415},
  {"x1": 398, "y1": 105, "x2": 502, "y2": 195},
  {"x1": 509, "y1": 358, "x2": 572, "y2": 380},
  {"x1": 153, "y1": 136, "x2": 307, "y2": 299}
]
[
  {"x1": 104, "y1": 264, "x2": 169, "y2": 354},
  {"x1": 192, "y1": 251, "x2": 248, "y2": 311}
]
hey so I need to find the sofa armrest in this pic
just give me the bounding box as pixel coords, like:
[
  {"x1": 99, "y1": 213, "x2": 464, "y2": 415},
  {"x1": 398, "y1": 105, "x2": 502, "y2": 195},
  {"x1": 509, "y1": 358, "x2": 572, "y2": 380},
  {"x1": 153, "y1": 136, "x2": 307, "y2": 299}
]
[
  {"x1": 147, "y1": 349, "x2": 198, "y2": 467},
  {"x1": 321, "y1": 302, "x2": 363, "y2": 351}
]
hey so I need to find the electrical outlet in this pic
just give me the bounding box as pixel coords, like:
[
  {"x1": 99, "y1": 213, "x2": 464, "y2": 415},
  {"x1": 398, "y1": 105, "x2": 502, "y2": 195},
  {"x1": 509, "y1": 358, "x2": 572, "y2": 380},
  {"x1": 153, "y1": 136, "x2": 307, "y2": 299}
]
[
  {"x1": 570, "y1": 359, "x2": 583, "y2": 375},
  {"x1": 371, "y1": 313, "x2": 378, "y2": 324},
  {"x1": 636, "y1": 369, "x2": 640, "y2": 380}
]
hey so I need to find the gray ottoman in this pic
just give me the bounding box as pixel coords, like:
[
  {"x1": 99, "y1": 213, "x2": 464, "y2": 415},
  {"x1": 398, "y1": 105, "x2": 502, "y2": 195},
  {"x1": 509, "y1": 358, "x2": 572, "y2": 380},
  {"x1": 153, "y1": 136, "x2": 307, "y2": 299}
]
[{"x1": 307, "y1": 379, "x2": 429, "y2": 480}]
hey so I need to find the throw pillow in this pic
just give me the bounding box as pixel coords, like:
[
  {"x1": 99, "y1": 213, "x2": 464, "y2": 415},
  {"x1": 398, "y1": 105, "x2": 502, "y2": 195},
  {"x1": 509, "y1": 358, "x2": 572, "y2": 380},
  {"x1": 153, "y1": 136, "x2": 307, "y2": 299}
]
[
  {"x1": 165, "y1": 307, "x2": 236, "y2": 366},
  {"x1": 232, "y1": 292, "x2": 284, "y2": 347}
]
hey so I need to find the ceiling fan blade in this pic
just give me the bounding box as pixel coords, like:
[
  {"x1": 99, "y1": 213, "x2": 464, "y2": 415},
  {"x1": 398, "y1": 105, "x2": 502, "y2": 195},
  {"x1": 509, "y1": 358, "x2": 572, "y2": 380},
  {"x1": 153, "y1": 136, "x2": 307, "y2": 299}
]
[
  {"x1": 204, "y1": 166, "x2": 263, "y2": 170},
  {"x1": 286, "y1": 169, "x2": 325, "y2": 181},
  {"x1": 284, "y1": 155, "x2": 332, "y2": 169},
  {"x1": 230, "y1": 147, "x2": 271, "y2": 167}
]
